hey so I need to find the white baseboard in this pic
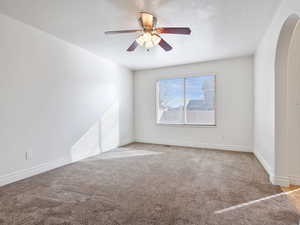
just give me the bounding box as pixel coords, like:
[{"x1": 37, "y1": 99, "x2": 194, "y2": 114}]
[
  {"x1": 119, "y1": 137, "x2": 134, "y2": 147},
  {"x1": 271, "y1": 176, "x2": 290, "y2": 187},
  {"x1": 289, "y1": 176, "x2": 300, "y2": 185},
  {"x1": 254, "y1": 151, "x2": 300, "y2": 186},
  {"x1": 0, "y1": 157, "x2": 69, "y2": 187},
  {"x1": 2, "y1": 143, "x2": 298, "y2": 188},
  {"x1": 0, "y1": 139, "x2": 133, "y2": 188},
  {"x1": 269, "y1": 175, "x2": 300, "y2": 187},
  {"x1": 135, "y1": 137, "x2": 252, "y2": 152},
  {"x1": 253, "y1": 151, "x2": 290, "y2": 186},
  {"x1": 254, "y1": 151, "x2": 274, "y2": 178},
  {"x1": 0, "y1": 151, "x2": 100, "y2": 187}
]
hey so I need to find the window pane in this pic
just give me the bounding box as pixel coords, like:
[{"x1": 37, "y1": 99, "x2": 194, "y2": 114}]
[
  {"x1": 157, "y1": 78, "x2": 184, "y2": 124},
  {"x1": 185, "y1": 75, "x2": 216, "y2": 125}
]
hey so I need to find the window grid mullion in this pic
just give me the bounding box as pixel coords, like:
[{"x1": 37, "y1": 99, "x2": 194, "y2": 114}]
[{"x1": 184, "y1": 78, "x2": 187, "y2": 124}]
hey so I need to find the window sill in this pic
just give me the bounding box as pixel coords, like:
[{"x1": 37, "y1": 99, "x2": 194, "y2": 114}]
[{"x1": 156, "y1": 123, "x2": 217, "y2": 128}]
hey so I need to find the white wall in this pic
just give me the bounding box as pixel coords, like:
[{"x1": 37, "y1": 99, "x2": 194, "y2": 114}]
[
  {"x1": 254, "y1": 0, "x2": 300, "y2": 185},
  {"x1": 134, "y1": 56, "x2": 253, "y2": 152},
  {"x1": 0, "y1": 13, "x2": 133, "y2": 186},
  {"x1": 286, "y1": 20, "x2": 300, "y2": 183}
]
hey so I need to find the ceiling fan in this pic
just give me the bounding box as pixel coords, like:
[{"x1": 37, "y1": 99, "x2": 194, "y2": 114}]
[{"x1": 104, "y1": 12, "x2": 191, "y2": 52}]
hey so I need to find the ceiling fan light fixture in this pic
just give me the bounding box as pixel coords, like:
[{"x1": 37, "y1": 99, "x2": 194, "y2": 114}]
[
  {"x1": 145, "y1": 41, "x2": 154, "y2": 49},
  {"x1": 143, "y1": 32, "x2": 152, "y2": 42},
  {"x1": 104, "y1": 12, "x2": 191, "y2": 52},
  {"x1": 136, "y1": 33, "x2": 161, "y2": 49},
  {"x1": 136, "y1": 35, "x2": 145, "y2": 46},
  {"x1": 152, "y1": 34, "x2": 161, "y2": 45}
]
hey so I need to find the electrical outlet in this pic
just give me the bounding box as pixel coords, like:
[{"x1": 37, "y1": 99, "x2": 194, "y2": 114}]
[
  {"x1": 25, "y1": 151, "x2": 29, "y2": 160},
  {"x1": 25, "y1": 150, "x2": 33, "y2": 160}
]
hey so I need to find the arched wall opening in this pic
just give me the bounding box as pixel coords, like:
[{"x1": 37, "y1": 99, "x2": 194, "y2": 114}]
[{"x1": 275, "y1": 13, "x2": 300, "y2": 185}]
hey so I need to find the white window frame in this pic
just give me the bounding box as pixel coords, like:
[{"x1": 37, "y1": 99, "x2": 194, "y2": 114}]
[{"x1": 156, "y1": 75, "x2": 217, "y2": 127}]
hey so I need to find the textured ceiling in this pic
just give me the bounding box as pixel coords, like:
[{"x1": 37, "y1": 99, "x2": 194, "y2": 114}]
[{"x1": 0, "y1": 0, "x2": 281, "y2": 70}]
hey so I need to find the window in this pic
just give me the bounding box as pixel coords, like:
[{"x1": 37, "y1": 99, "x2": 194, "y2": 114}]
[{"x1": 156, "y1": 75, "x2": 216, "y2": 126}]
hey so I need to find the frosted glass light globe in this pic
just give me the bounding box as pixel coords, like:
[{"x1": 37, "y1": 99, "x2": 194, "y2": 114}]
[{"x1": 136, "y1": 33, "x2": 162, "y2": 49}]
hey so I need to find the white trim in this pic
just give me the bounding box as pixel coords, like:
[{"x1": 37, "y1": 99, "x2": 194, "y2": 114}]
[
  {"x1": 254, "y1": 151, "x2": 274, "y2": 177},
  {"x1": 2, "y1": 143, "x2": 297, "y2": 188},
  {"x1": 253, "y1": 151, "x2": 300, "y2": 186},
  {"x1": 269, "y1": 176, "x2": 300, "y2": 187},
  {"x1": 272, "y1": 176, "x2": 290, "y2": 187},
  {"x1": 0, "y1": 157, "x2": 69, "y2": 187},
  {"x1": 0, "y1": 151, "x2": 100, "y2": 187},
  {"x1": 135, "y1": 137, "x2": 252, "y2": 152},
  {"x1": 119, "y1": 138, "x2": 134, "y2": 147},
  {"x1": 252, "y1": 151, "x2": 289, "y2": 186},
  {"x1": 155, "y1": 75, "x2": 217, "y2": 127},
  {"x1": 289, "y1": 176, "x2": 300, "y2": 186}
]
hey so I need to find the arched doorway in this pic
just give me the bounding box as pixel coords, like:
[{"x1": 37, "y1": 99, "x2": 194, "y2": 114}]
[{"x1": 275, "y1": 14, "x2": 300, "y2": 185}]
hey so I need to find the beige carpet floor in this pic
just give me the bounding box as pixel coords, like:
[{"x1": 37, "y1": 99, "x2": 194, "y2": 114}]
[{"x1": 0, "y1": 143, "x2": 299, "y2": 225}]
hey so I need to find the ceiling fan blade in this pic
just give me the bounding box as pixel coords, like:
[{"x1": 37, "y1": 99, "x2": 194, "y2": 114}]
[
  {"x1": 158, "y1": 38, "x2": 173, "y2": 51},
  {"x1": 127, "y1": 40, "x2": 139, "y2": 52},
  {"x1": 104, "y1": 29, "x2": 142, "y2": 35},
  {"x1": 156, "y1": 27, "x2": 191, "y2": 35}
]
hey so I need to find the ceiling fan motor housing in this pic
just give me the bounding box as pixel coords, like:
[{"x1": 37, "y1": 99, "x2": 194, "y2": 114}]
[{"x1": 139, "y1": 12, "x2": 157, "y2": 31}]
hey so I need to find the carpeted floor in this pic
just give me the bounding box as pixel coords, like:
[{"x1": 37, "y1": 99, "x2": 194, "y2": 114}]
[{"x1": 0, "y1": 143, "x2": 299, "y2": 225}]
